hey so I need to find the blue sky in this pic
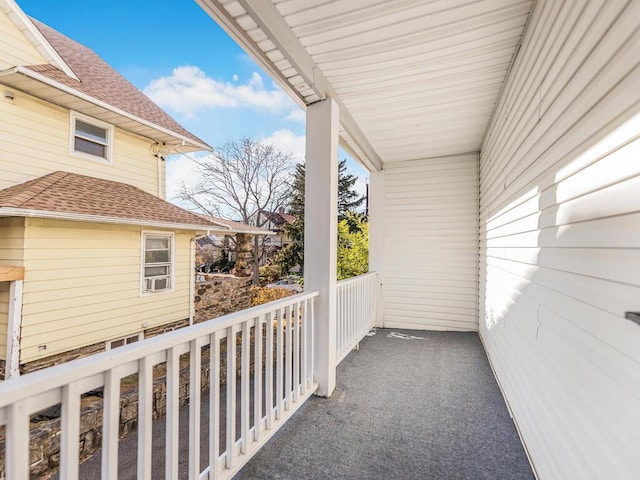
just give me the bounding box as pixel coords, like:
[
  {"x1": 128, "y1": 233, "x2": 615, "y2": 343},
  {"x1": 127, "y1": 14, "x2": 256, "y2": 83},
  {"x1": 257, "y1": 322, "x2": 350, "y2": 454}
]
[{"x1": 16, "y1": 0, "x2": 367, "y2": 205}]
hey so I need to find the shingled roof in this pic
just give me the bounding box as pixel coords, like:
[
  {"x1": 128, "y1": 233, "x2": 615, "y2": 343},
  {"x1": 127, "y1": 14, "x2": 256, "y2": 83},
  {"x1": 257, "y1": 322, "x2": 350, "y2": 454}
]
[
  {"x1": 0, "y1": 172, "x2": 267, "y2": 234},
  {"x1": 20, "y1": 18, "x2": 208, "y2": 150}
]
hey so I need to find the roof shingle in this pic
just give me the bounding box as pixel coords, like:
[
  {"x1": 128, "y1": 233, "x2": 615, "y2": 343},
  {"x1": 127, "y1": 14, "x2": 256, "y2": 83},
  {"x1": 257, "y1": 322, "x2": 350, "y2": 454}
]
[
  {"x1": 0, "y1": 172, "x2": 262, "y2": 233},
  {"x1": 26, "y1": 19, "x2": 208, "y2": 149}
]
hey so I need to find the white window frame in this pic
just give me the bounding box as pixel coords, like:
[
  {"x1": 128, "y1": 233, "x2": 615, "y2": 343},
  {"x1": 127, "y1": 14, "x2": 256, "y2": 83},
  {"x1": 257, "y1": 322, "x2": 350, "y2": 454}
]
[
  {"x1": 69, "y1": 111, "x2": 114, "y2": 164},
  {"x1": 106, "y1": 332, "x2": 143, "y2": 351},
  {"x1": 141, "y1": 231, "x2": 175, "y2": 296}
]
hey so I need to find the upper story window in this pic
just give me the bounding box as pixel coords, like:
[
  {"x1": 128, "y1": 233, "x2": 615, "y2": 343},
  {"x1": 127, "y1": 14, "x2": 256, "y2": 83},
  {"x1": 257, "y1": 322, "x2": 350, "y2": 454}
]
[
  {"x1": 70, "y1": 112, "x2": 113, "y2": 163},
  {"x1": 141, "y1": 232, "x2": 174, "y2": 294}
]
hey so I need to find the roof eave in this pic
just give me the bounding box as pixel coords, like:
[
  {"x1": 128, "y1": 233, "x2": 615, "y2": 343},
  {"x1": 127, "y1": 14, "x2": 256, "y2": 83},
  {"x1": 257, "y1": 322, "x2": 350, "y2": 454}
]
[
  {"x1": 0, "y1": 207, "x2": 270, "y2": 234},
  {"x1": 0, "y1": 66, "x2": 212, "y2": 152},
  {"x1": 195, "y1": 0, "x2": 382, "y2": 172}
]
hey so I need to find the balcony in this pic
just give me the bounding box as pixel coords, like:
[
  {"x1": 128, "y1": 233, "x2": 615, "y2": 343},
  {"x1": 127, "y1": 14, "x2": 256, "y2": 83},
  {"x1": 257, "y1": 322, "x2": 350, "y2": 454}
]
[
  {"x1": 0, "y1": 273, "x2": 532, "y2": 479},
  {"x1": 0, "y1": 273, "x2": 533, "y2": 479}
]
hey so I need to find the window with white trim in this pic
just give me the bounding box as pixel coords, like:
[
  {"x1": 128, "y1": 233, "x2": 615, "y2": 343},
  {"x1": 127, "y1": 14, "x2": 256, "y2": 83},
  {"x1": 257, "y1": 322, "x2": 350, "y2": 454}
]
[
  {"x1": 70, "y1": 112, "x2": 113, "y2": 162},
  {"x1": 142, "y1": 232, "x2": 174, "y2": 293},
  {"x1": 107, "y1": 333, "x2": 142, "y2": 350}
]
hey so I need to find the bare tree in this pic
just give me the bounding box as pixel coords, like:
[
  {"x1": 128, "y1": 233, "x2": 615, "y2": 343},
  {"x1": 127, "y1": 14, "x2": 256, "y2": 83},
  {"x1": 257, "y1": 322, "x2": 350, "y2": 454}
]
[{"x1": 179, "y1": 137, "x2": 292, "y2": 283}]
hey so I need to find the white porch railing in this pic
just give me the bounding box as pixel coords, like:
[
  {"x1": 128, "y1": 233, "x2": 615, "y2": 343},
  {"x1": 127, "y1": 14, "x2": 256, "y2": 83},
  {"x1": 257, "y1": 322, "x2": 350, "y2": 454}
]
[
  {"x1": 0, "y1": 291, "x2": 318, "y2": 480},
  {"x1": 335, "y1": 272, "x2": 377, "y2": 365}
]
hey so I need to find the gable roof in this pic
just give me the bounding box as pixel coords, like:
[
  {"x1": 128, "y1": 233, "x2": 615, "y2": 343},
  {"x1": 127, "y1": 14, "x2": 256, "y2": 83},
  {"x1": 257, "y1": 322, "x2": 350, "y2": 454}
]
[
  {"x1": 264, "y1": 210, "x2": 296, "y2": 226},
  {"x1": 0, "y1": 172, "x2": 267, "y2": 234},
  {"x1": 27, "y1": 19, "x2": 207, "y2": 149},
  {"x1": 0, "y1": 0, "x2": 76, "y2": 78},
  {"x1": 0, "y1": 1, "x2": 210, "y2": 152}
]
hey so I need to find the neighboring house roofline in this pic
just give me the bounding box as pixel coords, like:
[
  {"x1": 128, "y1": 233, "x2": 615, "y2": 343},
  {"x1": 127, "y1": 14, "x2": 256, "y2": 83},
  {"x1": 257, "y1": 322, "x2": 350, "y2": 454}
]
[
  {"x1": 0, "y1": 171, "x2": 271, "y2": 235},
  {"x1": 0, "y1": 3, "x2": 211, "y2": 152},
  {"x1": 0, "y1": 171, "x2": 270, "y2": 234},
  {"x1": 0, "y1": 207, "x2": 234, "y2": 233},
  {"x1": 0, "y1": 65, "x2": 211, "y2": 153},
  {"x1": 0, "y1": 0, "x2": 78, "y2": 79}
]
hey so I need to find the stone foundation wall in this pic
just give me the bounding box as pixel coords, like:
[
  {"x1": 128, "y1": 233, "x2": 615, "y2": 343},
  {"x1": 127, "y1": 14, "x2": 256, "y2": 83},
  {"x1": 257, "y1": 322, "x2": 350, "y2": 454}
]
[{"x1": 194, "y1": 274, "x2": 252, "y2": 323}]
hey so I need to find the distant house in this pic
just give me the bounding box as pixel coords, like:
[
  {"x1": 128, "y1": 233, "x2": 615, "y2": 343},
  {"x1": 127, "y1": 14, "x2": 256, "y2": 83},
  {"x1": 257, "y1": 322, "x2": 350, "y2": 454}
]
[
  {"x1": 251, "y1": 207, "x2": 296, "y2": 250},
  {"x1": 0, "y1": 1, "x2": 265, "y2": 379}
]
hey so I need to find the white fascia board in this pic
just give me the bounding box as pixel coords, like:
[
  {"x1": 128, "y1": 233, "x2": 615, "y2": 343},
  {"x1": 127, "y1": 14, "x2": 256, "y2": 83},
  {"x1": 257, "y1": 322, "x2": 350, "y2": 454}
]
[
  {"x1": 0, "y1": 208, "x2": 270, "y2": 235},
  {"x1": 0, "y1": 0, "x2": 79, "y2": 80},
  {"x1": 198, "y1": 0, "x2": 383, "y2": 172},
  {"x1": 0, "y1": 67, "x2": 211, "y2": 152}
]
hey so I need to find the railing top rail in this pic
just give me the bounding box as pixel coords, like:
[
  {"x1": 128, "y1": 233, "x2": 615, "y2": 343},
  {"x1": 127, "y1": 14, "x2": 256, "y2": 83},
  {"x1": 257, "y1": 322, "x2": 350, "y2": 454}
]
[
  {"x1": 0, "y1": 290, "x2": 319, "y2": 407},
  {"x1": 336, "y1": 271, "x2": 377, "y2": 287}
]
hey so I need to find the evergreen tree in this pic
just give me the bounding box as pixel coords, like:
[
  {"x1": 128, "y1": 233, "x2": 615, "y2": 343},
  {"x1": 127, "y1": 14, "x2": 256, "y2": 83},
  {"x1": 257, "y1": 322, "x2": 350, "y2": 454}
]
[
  {"x1": 338, "y1": 159, "x2": 365, "y2": 220},
  {"x1": 277, "y1": 159, "x2": 366, "y2": 276}
]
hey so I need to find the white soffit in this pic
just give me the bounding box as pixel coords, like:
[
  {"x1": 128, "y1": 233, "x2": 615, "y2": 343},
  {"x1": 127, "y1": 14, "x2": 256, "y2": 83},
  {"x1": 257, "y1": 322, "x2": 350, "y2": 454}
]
[{"x1": 200, "y1": 0, "x2": 533, "y2": 167}]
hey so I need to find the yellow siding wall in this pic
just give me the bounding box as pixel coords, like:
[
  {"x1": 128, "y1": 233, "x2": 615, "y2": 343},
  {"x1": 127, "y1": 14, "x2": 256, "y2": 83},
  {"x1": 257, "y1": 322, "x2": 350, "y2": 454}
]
[
  {"x1": 0, "y1": 217, "x2": 26, "y2": 360},
  {"x1": 0, "y1": 90, "x2": 161, "y2": 195},
  {"x1": 20, "y1": 218, "x2": 192, "y2": 362},
  {"x1": 0, "y1": 9, "x2": 47, "y2": 69}
]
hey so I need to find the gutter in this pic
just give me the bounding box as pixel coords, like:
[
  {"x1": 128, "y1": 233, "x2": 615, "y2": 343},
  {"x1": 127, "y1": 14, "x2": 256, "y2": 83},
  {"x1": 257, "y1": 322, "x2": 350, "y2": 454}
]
[
  {"x1": 0, "y1": 66, "x2": 212, "y2": 152},
  {"x1": 0, "y1": 207, "x2": 271, "y2": 236}
]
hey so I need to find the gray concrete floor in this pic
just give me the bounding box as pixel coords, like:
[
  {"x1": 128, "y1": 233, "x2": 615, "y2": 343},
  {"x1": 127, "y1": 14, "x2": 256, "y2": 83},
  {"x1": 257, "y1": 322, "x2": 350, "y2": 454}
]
[
  {"x1": 235, "y1": 329, "x2": 534, "y2": 480},
  {"x1": 71, "y1": 329, "x2": 534, "y2": 479}
]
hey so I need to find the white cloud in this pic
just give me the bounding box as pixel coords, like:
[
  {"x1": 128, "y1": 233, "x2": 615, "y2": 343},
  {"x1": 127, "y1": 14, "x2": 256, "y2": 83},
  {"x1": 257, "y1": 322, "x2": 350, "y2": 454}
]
[
  {"x1": 165, "y1": 152, "x2": 206, "y2": 206},
  {"x1": 232, "y1": 74, "x2": 238, "y2": 82},
  {"x1": 262, "y1": 129, "x2": 306, "y2": 164},
  {"x1": 144, "y1": 66, "x2": 297, "y2": 118},
  {"x1": 284, "y1": 107, "x2": 305, "y2": 123}
]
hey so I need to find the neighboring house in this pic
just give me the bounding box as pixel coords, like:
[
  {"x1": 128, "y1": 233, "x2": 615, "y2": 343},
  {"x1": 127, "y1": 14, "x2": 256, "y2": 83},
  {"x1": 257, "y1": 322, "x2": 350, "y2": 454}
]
[
  {"x1": 0, "y1": 0, "x2": 265, "y2": 379},
  {"x1": 251, "y1": 207, "x2": 295, "y2": 250}
]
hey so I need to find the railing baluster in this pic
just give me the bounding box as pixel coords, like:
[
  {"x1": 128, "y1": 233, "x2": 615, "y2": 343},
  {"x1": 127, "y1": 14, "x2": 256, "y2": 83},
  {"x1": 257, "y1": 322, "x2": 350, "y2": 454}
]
[
  {"x1": 226, "y1": 325, "x2": 238, "y2": 469},
  {"x1": 137, "y1": 356, "x2": 153, "y2": 480},
  {"x1": 266, "y1": 311, "x2": 274, "y2": 429},
  {"x1": 102, "y1": 368, "x2": 120, "y2": 480},
  {"x1": 166, "y1": 347, "x2": 179, "y2": 480},
  {"x1": 301, "y1": 300, "x2": 308, "y2": 396},
  {"x1": 189, "y1": 339, "x2": 202, "y2": 479},
  {"x1": 293, "y1": 301, "x2": 300, "y2": 402},
  {"x1": 241, "y1": 320, "x2": 250, "y2": 454},
  {"x1": 285, "y1": 305, "x2": 292, "y2": 411},
  {"x1": 254, "y1": 314, "x2": 263, "y2": 442},
  {"x1": 6, "y1": 400, "x2": 30, "y2": 480},
  {"x1": 60, "y1": 382, "x2": 80, "y2": 480},
  {"x1": 310, "y1": 299, "x2": 315, "y2": 388},
  {"x1": 0, "y1": 290, "x2": 323, "y2": 480},
  {"x1": 276, "y1": 308, "x2": 284, "y2": 419},
  {"x1": 210, "y1": 331, "x2": 222, "y2": 478}
]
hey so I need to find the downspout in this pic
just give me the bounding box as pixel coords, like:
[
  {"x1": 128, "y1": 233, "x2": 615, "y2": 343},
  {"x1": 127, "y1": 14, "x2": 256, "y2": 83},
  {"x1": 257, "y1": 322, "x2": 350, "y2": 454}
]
[
  {"x1": 189, "y1": 237, "x2": 195, "y2": 326},
  {"x1": 6, "y1": 279, "x2": 24, "y2": 380}
]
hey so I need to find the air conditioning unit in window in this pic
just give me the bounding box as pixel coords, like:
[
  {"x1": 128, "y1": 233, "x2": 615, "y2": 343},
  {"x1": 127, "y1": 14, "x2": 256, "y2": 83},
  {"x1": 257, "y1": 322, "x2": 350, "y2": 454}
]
[{"x1": 146, "y1": 277, "x2": 169, "y2": 292}]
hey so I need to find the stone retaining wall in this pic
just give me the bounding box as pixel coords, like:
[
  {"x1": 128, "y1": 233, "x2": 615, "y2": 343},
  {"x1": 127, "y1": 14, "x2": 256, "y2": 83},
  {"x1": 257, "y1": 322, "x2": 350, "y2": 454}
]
[{"x1": 194, "y1": 274, "x2": 252, "y2": 323}]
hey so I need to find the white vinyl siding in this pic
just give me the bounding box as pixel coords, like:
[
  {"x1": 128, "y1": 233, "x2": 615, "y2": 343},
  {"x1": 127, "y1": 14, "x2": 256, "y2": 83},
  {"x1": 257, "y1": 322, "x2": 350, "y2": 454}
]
[
  {"x1": 479, "y1": 1, "x2": 640, "y2": 478},
  {"x1": 384, "y1": 153, "x2": 479, "y2": 331}
]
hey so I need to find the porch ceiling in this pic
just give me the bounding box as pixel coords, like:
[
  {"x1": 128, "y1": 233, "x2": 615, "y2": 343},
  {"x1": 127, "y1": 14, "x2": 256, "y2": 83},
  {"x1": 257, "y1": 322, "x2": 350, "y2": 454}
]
[{"x1": 197, "y1": 0, "x2": 533, "y2": 170}]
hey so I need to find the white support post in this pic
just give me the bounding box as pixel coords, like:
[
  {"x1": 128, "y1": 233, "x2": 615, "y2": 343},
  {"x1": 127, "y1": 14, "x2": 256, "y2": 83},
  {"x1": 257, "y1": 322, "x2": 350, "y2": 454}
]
[
  {"x1": 304, "y1": 97, "x2": 339, "y2": 397},
  {"x1": 6, "y1": 279, "x2": 23, "y2": 380},
  {"x1": 369, "y1": 171, "x2": 386, "y2": 328}
]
